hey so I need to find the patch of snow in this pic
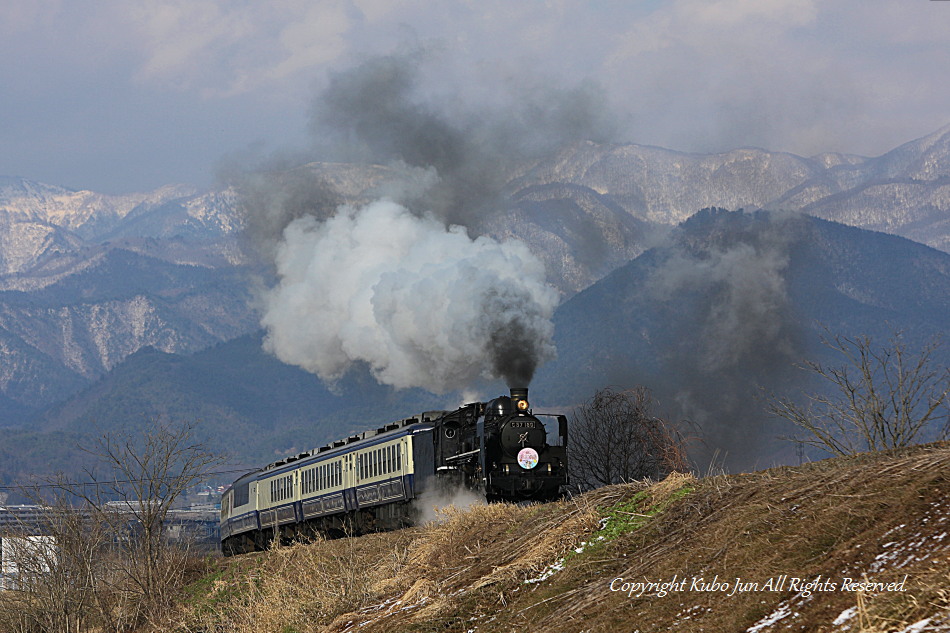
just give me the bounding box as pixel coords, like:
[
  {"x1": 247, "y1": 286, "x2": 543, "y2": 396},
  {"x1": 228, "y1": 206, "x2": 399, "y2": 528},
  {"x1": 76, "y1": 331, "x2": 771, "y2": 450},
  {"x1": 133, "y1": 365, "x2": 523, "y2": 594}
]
[
  {"x1": 746, "y1": 604, "x2": 793, "y2": 632},
  {"x1": 833, "y1": 606, "x2": 857, "y2": 626},
  {"x1": 897, "y1": 619, "x2": 931, "y2": 633}
]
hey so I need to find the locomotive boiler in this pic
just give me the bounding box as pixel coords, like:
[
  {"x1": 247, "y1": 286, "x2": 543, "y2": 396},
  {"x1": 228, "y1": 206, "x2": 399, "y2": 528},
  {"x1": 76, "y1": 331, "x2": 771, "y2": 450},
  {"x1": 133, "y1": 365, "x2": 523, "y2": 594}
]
[{"x1": 219, "y1": 388, "x2": 568, "y2": 555}]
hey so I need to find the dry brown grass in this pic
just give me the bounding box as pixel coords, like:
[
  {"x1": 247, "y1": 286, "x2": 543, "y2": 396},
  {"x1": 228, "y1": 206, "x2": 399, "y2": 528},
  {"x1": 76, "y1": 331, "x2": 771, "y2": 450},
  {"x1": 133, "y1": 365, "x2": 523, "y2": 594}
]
[
  {"x1": 172, "y1": 529, "x2": 419, "y2": 633},
  {"x1": 166, "y1": 443, "x2": 950, "y2": 633}
]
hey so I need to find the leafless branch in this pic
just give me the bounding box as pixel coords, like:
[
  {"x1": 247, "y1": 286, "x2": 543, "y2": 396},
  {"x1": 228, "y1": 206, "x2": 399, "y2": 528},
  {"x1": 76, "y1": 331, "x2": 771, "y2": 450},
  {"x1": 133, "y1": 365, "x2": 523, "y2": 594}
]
[{"x1": 770, "y1": 327, "x2": 949, "y2": 457}]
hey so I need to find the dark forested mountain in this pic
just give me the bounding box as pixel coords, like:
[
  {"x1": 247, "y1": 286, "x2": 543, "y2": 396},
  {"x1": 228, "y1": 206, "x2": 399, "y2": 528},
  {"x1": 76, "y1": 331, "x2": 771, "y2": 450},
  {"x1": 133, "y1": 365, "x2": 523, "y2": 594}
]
[
  {"x1": 0, "y1": 248, "x2": 258, "y2": 416},
  {"x1": 0, "y1": 333, "x2": 446, "y2": 486},
  {"x1": 533, "y1": 209, "x2": 950, "y2": 470}
]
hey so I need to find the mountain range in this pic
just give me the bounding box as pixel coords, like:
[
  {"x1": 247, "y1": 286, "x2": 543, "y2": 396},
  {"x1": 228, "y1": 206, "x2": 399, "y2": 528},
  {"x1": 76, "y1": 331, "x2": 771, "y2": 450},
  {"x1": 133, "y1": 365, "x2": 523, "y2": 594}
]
[{"x1": 1, "y1": 123, "x2": 948, "y2": 480}]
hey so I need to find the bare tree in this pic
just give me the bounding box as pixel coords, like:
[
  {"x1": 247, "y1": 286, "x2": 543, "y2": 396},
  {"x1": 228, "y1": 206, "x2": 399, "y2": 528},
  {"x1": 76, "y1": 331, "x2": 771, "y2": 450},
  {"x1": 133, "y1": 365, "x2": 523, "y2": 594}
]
[
  {"x1": 23, "y1": 421, "x2": 222, "y2": 630},
  {"x1": 0, "y1": 498, "x2": 109, "y2": 633},
  {"x1": 770, "y1": 329, "x2": 950, "y2": 457},
  {"x1": 570, "y1": 386, "x2": 691, "y2": 490},
  {"x1": 0, "y1": 422, "x2": 220, "y2": 632}
]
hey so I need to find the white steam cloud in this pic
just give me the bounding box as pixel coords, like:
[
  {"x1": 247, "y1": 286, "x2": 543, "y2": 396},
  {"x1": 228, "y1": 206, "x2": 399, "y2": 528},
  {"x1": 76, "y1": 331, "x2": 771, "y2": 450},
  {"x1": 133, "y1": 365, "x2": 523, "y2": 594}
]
[{"x1": 260, "y1": 199, "x2": 558, "y2": 393}]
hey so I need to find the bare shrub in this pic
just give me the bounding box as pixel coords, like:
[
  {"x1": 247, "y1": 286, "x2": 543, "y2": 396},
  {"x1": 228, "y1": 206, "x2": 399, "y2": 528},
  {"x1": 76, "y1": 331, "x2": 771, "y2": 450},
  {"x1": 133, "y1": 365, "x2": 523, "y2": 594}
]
[
  {"x1": 570, "y1": 386, "x2": 692, "y2": 490},
  {"x1": 73, "y1": 422, "x2": 221, "y2": 626},
  {"x1": 770, "y1": 328, "x2": 950, "y2": 456}
]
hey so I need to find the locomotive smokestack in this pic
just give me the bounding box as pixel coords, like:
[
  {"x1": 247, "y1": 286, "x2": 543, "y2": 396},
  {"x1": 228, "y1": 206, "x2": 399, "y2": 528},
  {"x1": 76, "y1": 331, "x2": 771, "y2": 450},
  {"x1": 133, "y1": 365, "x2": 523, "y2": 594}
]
[{"x1": 510, "y1": 387, "x2": 529, "y2": 413}]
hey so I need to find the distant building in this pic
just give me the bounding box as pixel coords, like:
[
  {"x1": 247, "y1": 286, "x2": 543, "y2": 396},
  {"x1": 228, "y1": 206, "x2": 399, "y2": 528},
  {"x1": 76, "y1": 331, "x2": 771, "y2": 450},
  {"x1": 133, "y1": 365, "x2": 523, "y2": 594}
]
[
  {"x1": 0, "y1": 503, "x2": 219, "y2": 590},
  {"x1": 1, "y1": 535, "x2": 57, "y2": 591},
  {"x1": 0, "y1": 506, "x2": 57, "y2": 591}
]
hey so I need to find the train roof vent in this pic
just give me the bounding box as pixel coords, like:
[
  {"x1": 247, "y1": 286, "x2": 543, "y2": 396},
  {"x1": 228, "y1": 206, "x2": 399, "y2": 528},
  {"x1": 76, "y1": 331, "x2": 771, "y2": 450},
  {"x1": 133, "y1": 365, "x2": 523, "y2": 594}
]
[
  {"x1": 318, "y1": 446, "x2": 330, "y2": 453},
  {"x1": 333, "y1": 440, "x2": 346, "y2": 448},
  {"x1": 346, "y1": 435, "x2": 360, "y2": 444},
  {"x1": 386, "y1": 423, "x2": 400, "y2": 431}
]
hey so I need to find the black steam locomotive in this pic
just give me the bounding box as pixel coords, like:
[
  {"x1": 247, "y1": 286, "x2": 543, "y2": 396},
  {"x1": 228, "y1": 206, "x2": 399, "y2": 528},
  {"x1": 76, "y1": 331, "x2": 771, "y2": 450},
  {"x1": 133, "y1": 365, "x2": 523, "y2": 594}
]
[{"x1": 219, "y1": 388, "x2": 568, "y2": 554}]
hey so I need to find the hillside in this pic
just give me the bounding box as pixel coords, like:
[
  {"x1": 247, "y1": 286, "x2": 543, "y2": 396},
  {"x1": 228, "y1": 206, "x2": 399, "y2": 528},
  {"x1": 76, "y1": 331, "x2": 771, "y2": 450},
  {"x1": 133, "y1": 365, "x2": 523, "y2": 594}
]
[{"x1": 173, "y1": 442, "x2": 950, "y2": 633}]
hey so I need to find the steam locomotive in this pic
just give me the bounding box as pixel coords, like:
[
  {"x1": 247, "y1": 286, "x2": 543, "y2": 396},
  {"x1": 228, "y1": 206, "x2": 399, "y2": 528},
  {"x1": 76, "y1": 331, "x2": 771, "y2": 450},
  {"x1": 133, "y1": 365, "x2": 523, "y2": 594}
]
[{"x1": 219, "y1": 388, "x2": 568, "y2": 555}]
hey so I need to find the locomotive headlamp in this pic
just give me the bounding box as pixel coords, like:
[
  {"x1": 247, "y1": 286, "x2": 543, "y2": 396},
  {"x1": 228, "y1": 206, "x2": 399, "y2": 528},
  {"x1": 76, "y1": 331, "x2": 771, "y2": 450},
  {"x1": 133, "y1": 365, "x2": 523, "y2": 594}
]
[{"x1": 516, "y1": 398, "x2": 529, "y2": 412}]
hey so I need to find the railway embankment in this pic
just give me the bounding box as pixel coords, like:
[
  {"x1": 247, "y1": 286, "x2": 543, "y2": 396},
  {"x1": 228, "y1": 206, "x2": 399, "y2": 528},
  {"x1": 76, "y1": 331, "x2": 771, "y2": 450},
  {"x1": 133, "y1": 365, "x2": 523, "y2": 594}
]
[{"x1": 175, "y1": 442, "x2": 950, "y2": 632}]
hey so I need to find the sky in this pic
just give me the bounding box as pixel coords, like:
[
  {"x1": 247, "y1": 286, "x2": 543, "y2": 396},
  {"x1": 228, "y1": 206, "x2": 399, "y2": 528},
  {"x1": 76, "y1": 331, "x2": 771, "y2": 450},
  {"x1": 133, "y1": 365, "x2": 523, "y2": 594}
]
[{"x1": 1, "y1": 0, "x2": 948, "y2": 194}]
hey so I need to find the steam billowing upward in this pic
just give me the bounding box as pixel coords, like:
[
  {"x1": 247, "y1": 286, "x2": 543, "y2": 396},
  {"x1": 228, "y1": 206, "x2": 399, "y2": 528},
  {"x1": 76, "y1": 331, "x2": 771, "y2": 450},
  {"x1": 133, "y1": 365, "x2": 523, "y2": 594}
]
[
  {"x1": 248, "y1": 52, "x2": 606, "y2": 392},
  {"x1": 261, "y1": 200, "x2": 557, "y2": 392}
]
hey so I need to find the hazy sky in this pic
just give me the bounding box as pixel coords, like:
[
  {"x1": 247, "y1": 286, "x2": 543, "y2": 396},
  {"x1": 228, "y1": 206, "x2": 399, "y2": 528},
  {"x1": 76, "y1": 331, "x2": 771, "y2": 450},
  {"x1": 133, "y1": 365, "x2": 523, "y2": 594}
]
[{"x1": 2, "y1": 0, "x2": 948, "y2": 194}]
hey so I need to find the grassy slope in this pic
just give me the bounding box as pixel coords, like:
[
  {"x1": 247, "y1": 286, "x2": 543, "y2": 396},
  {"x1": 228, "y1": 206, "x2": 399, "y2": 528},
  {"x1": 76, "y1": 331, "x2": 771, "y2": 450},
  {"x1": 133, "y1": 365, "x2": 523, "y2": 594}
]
[{"x1": 172, "y1": 442, "x2": 950, "y2": 633}]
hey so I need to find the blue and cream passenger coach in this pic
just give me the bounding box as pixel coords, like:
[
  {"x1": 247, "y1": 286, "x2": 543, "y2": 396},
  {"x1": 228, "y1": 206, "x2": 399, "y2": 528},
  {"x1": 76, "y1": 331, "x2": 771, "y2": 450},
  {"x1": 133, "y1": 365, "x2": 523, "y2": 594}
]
[{"x1": 220, "y1": 388, "x2": 568, "y2": 554}]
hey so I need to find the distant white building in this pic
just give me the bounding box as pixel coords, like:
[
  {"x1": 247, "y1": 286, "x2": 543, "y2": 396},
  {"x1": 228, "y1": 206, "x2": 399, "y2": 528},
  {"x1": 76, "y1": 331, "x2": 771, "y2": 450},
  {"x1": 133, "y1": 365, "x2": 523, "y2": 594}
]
[{"x1": 0, "y1": 535, "x2": 57, "y2": 591}]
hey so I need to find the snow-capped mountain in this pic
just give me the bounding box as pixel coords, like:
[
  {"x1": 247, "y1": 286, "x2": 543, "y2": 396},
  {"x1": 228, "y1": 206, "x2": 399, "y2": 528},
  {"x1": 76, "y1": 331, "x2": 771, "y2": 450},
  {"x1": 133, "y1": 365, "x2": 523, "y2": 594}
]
[
  {"x1": 0, "y1": 178, "x2": 246, "y2": 280},
  {"x1": 515, "y1": 123, "x2": 950, "y2": 252},
  {"x1": 0, "y1": 179, "x2": 258, "y2": 418}
]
